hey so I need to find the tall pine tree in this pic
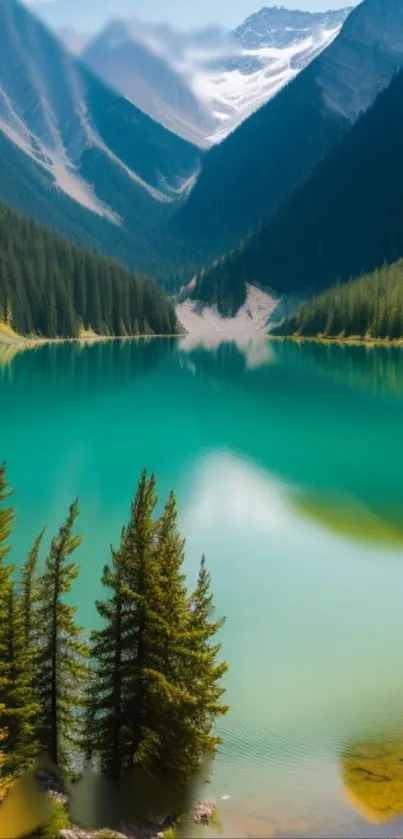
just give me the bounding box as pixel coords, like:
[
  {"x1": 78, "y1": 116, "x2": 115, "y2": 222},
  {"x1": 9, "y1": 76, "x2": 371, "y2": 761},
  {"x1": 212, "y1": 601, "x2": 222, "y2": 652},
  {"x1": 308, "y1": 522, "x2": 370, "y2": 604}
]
[
  {"x1": 36, "y1": 501, "x2": 89, "y2": 772},
  {"x1": 0, "y1": 464, "x2": 15, "y2": 787},
  {"x1": 187, "y1": 556, "x2": 228, "y2": 764},
  {"x1": 89, "y1": 473, "x2": 228, "y2": 791},
  {"x1": 2, "y1": 581, "x2": 40, "y2": 775},
  {"x1": 88, "y1": 544, "x2": 125, "y2": 778}
]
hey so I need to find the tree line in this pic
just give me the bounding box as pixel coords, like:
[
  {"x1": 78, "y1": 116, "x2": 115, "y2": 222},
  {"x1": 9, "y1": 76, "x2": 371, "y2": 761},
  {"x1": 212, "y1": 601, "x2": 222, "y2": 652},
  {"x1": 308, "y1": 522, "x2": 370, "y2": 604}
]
[
  {"x1": 0, "y1": 202, "x2": 178, "y2": 339},
  {"x1": 276, "y1": 260, "x2": 403, "y2": 341},
  {"x1": 0, "y1": 464, "x2": 228, "y2": 813}
]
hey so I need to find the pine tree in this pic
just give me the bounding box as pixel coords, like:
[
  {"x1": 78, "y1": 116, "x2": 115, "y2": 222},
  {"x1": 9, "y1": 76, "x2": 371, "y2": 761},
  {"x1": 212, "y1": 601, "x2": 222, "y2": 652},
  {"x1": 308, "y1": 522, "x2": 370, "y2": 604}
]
[
  {"x1": 0, "y1": 465, "x2": 15, "y2": 784},
  {"x1": 89, "y1": 475, "x2": 228, "y2": 791},
  {"x1": 36, "y1": 501, "x2": 89, "y2": 771},
  {"x1": 186, "y1": 556, "x2": 229, "y2": 764},
  {"x1": 88, "y1": 545, "x2": 125, "y2": 778},
  {"x1": 20, "y1": 529, "x2": 45, "y2": 648},
  {"x1": 2, "y1": 581, "x2": 40, "y2": 775},
  {"x1": 139, "y1": 490, "x2": 202, "y2": 786},
  {"x1": 0, "y1": 731, "x2": 10, "y2": 803},
  {"x1": 118, "y1": 470, "x2": 159, "y2": 771}
]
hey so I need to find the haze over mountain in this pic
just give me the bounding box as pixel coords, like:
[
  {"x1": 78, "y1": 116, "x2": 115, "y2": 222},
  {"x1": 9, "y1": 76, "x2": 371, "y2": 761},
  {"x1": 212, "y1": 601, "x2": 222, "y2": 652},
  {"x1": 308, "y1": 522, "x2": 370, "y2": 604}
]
[
  {"x1": 79, "y1": 7, "x2": 351, "y2": 146},
  {"x1": 0, "y1": 0, "x2": 204, "y2": 276},
  {"x1": 82, "y1": 20, "x2": 216, "y2": 147},
  {"x1": 176, "y1": 0, "x2": 403, "y2": 264}
]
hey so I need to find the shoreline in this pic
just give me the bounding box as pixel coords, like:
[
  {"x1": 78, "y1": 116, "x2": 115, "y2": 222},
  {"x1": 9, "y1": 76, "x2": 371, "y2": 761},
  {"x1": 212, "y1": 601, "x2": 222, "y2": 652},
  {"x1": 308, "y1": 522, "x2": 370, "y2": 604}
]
[
  {"x1": 268, "y1": 333, "x2": 403, "y2": 349},
  {"x1": 0, "y1": 332, "x2": 184, "y2": 348}
]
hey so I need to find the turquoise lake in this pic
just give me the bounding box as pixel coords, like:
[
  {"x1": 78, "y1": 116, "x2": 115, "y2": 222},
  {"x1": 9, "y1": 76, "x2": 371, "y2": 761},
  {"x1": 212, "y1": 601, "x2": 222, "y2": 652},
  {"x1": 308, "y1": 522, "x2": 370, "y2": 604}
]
[{"x1": 3, "y1": 337, "x2": 403, "y2": 837}]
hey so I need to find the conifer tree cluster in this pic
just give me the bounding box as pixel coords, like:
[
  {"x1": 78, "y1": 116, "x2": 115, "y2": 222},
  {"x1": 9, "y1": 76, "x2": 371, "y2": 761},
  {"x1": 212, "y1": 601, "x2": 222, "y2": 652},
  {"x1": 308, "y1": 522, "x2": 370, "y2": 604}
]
[
  {"x1": 277, "y1": 259, "x2": 403, "y2": 341},
  {"x1": 89, "y1": 473, "x2": 228, "y2": 788},
  {"x1": 0, "y1": 202, "x2": 177, "y2": 339},
  {"x1": 0, "y1": 463, "x2": 228, "y2": 806}
]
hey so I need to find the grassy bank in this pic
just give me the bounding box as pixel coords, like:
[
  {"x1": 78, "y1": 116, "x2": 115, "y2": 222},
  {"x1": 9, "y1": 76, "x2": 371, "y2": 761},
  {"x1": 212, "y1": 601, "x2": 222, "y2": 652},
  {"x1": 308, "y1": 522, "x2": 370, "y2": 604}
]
[
  {"x1": 269, "y1": 333, "x2": 403, "y2": 349},
  {"x1": 0, "y1": 322, "x2": 183, "y2": 348}
]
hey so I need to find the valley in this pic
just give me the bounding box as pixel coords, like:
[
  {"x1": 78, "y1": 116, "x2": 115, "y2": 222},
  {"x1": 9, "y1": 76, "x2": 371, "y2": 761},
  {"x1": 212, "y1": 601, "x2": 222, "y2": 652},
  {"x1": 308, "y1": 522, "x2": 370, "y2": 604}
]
[{"x1": 3, "y1": 1, "x2": 403, "y2": 837}]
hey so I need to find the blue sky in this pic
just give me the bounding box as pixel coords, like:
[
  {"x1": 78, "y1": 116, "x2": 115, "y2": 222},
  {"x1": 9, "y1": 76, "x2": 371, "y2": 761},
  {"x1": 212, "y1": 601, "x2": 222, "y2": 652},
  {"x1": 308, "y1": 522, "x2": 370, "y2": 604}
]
[{"x1": 30, "y1": 0, "x2": 359, "y2": 32}]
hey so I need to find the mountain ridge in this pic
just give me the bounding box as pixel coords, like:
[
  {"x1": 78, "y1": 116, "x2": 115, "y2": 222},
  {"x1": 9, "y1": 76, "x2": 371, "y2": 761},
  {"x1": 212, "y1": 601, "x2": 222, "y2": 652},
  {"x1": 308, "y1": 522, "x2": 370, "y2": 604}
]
[
  {"x1": 191, "y1": 60, "x2": 403, "y2": 314},
  {"x1": 78, "y1": 6, "x2": 351, "y2": 146},
  {"x1": 174, "y1": 0, "x2": 403, "y2": 266},
  {"x1": 0, "y1": 0, "x2": 203, "y2": 276}
]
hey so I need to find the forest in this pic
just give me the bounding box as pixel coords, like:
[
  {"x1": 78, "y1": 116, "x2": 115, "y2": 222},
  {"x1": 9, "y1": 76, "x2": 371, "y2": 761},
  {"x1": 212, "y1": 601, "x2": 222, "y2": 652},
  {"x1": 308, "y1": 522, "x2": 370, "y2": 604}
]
[
  {"x1": 275, "y1": 260, "x2": 403, "y2": 341},
  {"x1": 0, "y1": 202, "x2": 178, "y2": 339},
  {"x1": 0, "y1": 464, "x2": 228, "y2": 837}
]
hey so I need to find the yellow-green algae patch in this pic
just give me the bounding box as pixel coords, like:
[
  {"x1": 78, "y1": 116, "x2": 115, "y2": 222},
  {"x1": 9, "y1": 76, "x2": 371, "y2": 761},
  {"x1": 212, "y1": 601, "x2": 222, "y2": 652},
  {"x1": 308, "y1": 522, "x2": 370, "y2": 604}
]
[
  {"x1": 342, "y1": 737, "x2": 403, "y2": 824},
  {"x1": 293, "y1": 493, "x2": 403, "y2": 548}
]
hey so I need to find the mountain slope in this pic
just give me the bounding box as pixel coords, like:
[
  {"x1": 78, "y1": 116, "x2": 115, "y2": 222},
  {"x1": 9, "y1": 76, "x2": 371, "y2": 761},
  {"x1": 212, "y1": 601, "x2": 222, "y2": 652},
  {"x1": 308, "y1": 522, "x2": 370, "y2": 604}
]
[
  {"x1": 0, "y1": 0, "x2": 201, "y2": 275},
  {"x1": 0, "y1": 201, "x2": 176, "y2": 338},
  {"x1": 203, "y1": 6, "x2": 351, "y2": 142},
  {"x1": 193, "y1": 64, "x2": 403, "y2": 311},
  {"x1": 79, "y1": 8, "x2": 351, "y2": 148},
  {"x1": 82, "y1": 21, "x2": 215, "y2": 147},
  {"x1": 276, "y1": 260, "x2": 403, "y2": 341},
  {"x1": 175, "y1": 0, "x2": 403, "y2": 262}
]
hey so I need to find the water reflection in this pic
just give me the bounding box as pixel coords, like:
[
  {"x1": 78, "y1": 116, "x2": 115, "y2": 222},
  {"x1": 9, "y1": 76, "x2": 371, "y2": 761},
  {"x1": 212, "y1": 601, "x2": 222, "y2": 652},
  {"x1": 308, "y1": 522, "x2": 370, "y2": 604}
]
[
  {"x1": 3, "y1": 338, "x2": 403, "y2": 837},
  {"x1": 179, "y1": 334, "x2": 275, "y2": 369},
  {"x1": 270, "y1": 340, "x2": 403, "y2": 399}
]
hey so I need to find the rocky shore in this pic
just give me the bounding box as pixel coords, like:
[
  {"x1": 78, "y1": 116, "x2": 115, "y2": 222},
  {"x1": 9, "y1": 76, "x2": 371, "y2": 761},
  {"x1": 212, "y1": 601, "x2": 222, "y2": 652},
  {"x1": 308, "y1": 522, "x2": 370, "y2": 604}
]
[{"x1": 37, "y1": 769, "x2": 216, "y2": 839}]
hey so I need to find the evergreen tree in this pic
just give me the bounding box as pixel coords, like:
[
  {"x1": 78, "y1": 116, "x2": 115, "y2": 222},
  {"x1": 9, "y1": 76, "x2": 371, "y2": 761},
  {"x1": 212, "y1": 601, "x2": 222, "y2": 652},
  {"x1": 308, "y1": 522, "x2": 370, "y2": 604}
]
[
  {"x1": 2, "y1": 581, "x2": 40, "y2": 775},
  {"x1": 89, "y1": 474, "x2": 228, "y2": 790},
  {"x1": 36, "y1": 501, "x2": 89, "y2": 771},
  {"x1": 187, "y1": 556, "x2": 229, "y2": 764},
  {"x1": 88, "y1": 546, "x2": 125, "y2": 778},
  {"x1": 117, "y1": 470, "x2": 159, "y2": 772},
  {"x1": 20, "y1": 529, "x2": 45, "y2": 648},
  {"x1": 0, "y1": 465, "x2": 14, "y2": 782},
  {"x1": 0, "y1": 731, "x2": 9, "y2": 802}
]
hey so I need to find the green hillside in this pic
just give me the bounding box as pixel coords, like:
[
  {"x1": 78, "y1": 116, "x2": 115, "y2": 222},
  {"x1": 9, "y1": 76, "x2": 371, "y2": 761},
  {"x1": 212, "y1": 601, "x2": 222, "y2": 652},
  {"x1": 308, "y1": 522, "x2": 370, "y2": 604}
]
[
  {"x1": 0, "y1": 203, "x2": 177, "y2": 339},
  {"x1": 276, "y1": 260, "x2": 403, "y2": 341}
]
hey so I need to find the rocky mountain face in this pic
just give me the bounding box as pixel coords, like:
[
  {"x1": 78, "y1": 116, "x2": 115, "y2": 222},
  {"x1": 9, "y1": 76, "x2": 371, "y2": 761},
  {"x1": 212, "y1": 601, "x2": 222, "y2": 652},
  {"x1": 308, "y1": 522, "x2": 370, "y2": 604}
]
[
  {"x1": 174, "y1": 0, "x2": 403, "y2": 263},
  {"x1": 192, "y1": 61, "x2": 403, "y2": 311}
]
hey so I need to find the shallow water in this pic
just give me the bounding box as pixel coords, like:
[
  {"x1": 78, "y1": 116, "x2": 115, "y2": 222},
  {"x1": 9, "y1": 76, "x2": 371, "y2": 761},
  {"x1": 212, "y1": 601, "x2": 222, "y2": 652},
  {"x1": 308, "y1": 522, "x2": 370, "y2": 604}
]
[{"x1": 3, "y1": 337, "x2": 403, "y2": 837}]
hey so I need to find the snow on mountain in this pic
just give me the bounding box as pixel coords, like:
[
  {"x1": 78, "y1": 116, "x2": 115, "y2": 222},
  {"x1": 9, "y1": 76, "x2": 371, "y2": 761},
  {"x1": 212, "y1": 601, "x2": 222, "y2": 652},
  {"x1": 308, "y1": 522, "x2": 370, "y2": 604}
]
[
  {"x1": 0, "y1": 0, "x2": 201, "y2": 223},
  {"x1": 74, "y1": 7, "x2": 352, "y2": 146},
  {"x1": 82, "y1": 20, "x2": 216, "y2": 147},
  {"x1": 197, "y1": 7, "x2": 353, "y2": 142}
]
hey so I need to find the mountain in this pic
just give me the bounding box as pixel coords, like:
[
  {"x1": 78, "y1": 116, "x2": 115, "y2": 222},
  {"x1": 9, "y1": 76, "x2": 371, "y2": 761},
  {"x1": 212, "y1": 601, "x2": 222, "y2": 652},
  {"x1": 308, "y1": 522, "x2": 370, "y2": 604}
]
[
  {"x1": 57, "y1": 26, "x2": 89, "y2": 54},
  {"x1": 82, "y1": 20, "x2": 215, "y2": 147},
  {"x1": 0, "y1": 200, "x2": 176, "y2": 339},
  {"x1": 0, "y1": 0, "x2": 201, "y2": 276},
  {"x1": 79, "y1": 8, "x2": 351, "y2": 147},
  {"x1": 175, "y1": 0, "x2": 403, "y2": 263},
  {"x1": 192, "y1": 62, "x2": 403, "y2": 315},
  {"x1": 204, "y1": 6, "x2": 352, "y2": 143}
]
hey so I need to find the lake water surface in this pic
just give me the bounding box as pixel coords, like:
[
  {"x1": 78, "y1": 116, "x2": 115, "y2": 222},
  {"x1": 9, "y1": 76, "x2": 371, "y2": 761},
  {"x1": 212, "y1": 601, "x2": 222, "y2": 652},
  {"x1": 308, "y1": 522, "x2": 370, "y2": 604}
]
[{"x1": 2, "y1": 338, "x2": 403, "y2": 837}]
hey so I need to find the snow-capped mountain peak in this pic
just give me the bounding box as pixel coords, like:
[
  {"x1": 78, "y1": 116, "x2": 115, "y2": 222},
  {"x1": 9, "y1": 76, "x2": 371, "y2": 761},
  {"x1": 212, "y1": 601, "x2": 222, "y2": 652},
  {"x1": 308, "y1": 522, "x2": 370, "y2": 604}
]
[
  {"x1": 200, "y1": 6, "x2": 353, "y2": 142},
  {"x1": 67, "y1": 6, "x2": 353, "y2": 147}
]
